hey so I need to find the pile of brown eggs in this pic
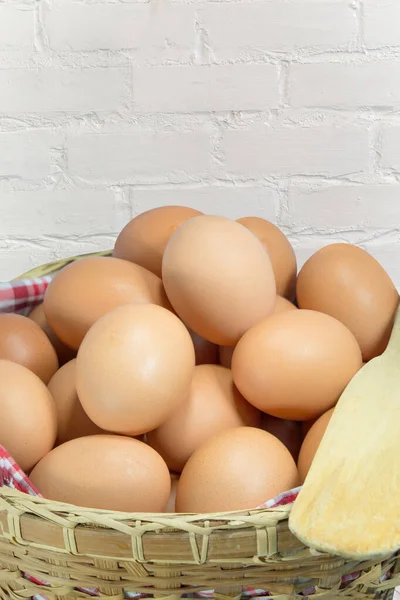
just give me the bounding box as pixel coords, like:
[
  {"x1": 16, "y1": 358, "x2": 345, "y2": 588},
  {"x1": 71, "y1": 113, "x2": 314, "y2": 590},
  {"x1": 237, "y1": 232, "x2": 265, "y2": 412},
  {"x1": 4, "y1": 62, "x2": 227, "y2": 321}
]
[{"x1": 0, "y1": 206, "x2": 398, "y2": 514}]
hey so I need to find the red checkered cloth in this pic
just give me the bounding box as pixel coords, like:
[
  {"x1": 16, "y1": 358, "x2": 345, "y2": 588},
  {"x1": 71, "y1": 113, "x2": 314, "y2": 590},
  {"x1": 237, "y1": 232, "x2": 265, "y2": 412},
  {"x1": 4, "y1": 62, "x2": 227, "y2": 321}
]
[
  {"x1": 0, "y1": 276, "x2": 53, "y2": 316},
  {"x1": 0, "y1": 278, "x2": 395, "y2": 600}
]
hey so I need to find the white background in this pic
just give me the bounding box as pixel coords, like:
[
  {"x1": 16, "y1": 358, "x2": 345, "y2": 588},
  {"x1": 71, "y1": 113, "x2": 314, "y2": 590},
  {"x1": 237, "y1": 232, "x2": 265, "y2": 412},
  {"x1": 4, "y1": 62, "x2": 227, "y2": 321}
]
[{"x1": 1, "y1": 0, "x2": 400, "y2": 285}]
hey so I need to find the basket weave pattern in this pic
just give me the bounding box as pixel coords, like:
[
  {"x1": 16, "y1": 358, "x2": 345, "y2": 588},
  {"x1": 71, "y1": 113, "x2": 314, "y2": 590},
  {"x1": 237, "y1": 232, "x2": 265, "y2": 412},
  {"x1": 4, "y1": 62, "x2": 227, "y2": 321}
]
[{"x1": 0, "y1": 253, "x2": 399, "y2": 600}]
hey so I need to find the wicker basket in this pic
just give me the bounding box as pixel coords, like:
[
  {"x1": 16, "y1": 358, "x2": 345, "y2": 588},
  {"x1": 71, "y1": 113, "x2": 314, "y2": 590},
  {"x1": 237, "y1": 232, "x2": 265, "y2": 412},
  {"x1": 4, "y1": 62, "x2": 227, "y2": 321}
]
[{"x1": 0, "y1": 252, "x2": 399, "y2": 600}]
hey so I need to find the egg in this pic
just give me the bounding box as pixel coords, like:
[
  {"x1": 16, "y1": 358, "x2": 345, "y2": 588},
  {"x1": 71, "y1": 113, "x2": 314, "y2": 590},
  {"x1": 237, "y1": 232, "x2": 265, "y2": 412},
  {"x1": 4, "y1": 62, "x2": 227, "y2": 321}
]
[
  {"x1": 147, "y1": 365, "x2": 260, "y2": 472},
  {"x1": 48, "y1": 359, "x2": 106, "y2": 445},
  {"x1": 298, "y1": 408, "x2": 334, "y2": 483},
  {"x1": 237, "y1": 217, "x2": 297, "y2": 300},
  {"x1": 113, "y1": 206, "x2": 203, "y2": 277},
  {"x1": 187, "y1": 328, "x2": 218, "y2": 365},
  {"x1": 162, "y1": 215, "x2": 276, "y2": 346},
  {"x1": 0, "y1": 313, "x2": 59, "y2": 383},
  {"x1": 44, "y1": 256, "x2": 172, "y2": 350},
  {"x1": 29, "y1": 303, "x2": 76, "y2": 366},
  {"x1": 76, "y1": 304, "x2": 195, "y2": 436},
  {"x1": 260, "y1": 414, "x2": 302, "y2": 461},
  {"x1": 29, "y1": 435, "x2": 171, "y2": 512},
  {"x1": 232, "y1": 309, "x2": 362, "y2": 421},
  {"x1": 296, "y1": 243, "x2": 399, "y2": 361},
  {"x1": 165, "y1": 473, "x2": 179, "y2": 513},
  {"x1": 218, "y1": 296, "x2": 296, "y2": 368},
  {"x1": 0, "y1": 360, "x2": 57, "y2": 472},
  {"x1": 176, "y1": 427, "x2": 299, "y2": 513}
]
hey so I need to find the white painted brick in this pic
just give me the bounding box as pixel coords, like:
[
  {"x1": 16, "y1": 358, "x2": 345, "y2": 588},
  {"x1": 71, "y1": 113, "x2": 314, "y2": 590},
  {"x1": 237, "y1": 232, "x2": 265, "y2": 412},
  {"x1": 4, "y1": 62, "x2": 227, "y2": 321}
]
[
  {"x1": 0, "y1": 131, "x2": 60, "y2": 180},
  {"x1": 285, "y1": 185, "x2": 400, "y2": 229},
  {"x1": 0, "y1": 191, "x2": 128, "y2": 238},
  {"x1": 0, "y1": 6, "x2": 33, "y2": 51},
  {"x1": 381, "y1": 125, "x2": 400, "y2": 171},
  {"x1": 0, "y1": 237, "x2": 115, "y2": 283},
  {"x1": 68, "y1": 133, "x2": 210, "y2": 183},
  {"x1": 203, "y1": 2, "x2": 355, "y2": 59},
  {"x1": 222, "y1": 127, "x2": 369, "y2": 177},
  {"x1": 290, "y1": 63, "x2": 400, "y2": 108},
  {"x1": 132, "y1": 186, "x2": 277, "y2": 221},
  {"x1": 0, "y1": 68, "x2": 127, "y2": 114},
  {"x1": 46, "y1": 2, "x2": 194, "y2": 59},
  {"x1": 364, "y1": 0, "x2": 400, "y2": 49},
  {"x1": 134, "y1": 65, "x2": 278, "y2": 113}
]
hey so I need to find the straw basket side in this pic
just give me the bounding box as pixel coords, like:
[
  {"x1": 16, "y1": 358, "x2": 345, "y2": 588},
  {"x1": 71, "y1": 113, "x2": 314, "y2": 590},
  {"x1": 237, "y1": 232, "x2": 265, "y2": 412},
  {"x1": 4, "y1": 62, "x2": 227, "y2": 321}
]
[{"x1": 0, "y1": 252, "x2": 399, "y2": 600}]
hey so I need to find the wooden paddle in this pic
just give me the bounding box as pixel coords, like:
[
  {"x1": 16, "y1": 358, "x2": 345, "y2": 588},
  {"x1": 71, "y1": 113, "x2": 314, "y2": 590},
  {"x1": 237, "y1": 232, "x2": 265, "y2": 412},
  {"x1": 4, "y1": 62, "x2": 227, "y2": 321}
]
[{"x1": 289, "y1": 302, "x2": 400, "y2": 560}]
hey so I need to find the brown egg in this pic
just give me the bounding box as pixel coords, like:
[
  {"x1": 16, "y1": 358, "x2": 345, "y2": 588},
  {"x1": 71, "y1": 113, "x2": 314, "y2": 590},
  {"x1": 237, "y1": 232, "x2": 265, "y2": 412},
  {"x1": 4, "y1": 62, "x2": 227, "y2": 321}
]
[
  {"x1": 44, "y1": 256, "x2": 172, "y2": 350},
  {"x1": 232, "y1": 309, "x2": 362, "y2": 421},
  {"x1": 147, "y1": 365, "x2": 260, "y2": 473},
  {"x1": 0, "y1": 360, "x2": 57, "y2": 472},
  {"x1": 298, "y1": 408, "x2": 334, "y2": 483},
  {"x1": 165, "y1": 474, "x2": 179, "y2": 513},
  {"x1": 218, "y1": 296, "x2": 296, "y2": 367},
  {"x1": 76, "y1": 304, "x2": 195, "y2": 436},
  {"x1": 274, "y1": 296, "x2": 297, "y2": 313},
  {"x1": 30, "y1": 435, "x2": 171, "y2": 512},
  {"x1": 301, "y1": 419, "x2": 316, "y2": 439},
  {"x1": 296, "y1": 243, "x2": 399, "y2": 361},
  {"x1": 237, "y1": 217, "x2": 297, "y2": 300},
  {"x1": 0, "y1": 314, "x2": 59, "y2": 383},
  {"x1": 218, "y1": 345, "x2": 234, "y2": 368},
  {"x1": 162, "y1": 215, "x2": 276, "y2": 346},
  {"x1": 48, "y1": 359, "x2": 106, "y2": 445},
  {"x1": 261, "y1": 414, "x2": 302, "y2": 462},
  {"x1": 176, "y1": 427, "x2": 299, "y2": 513},
  {"x1": 114, "y1": 206, "x2": 203, "y2": 277},
  {"x1": 188, "y1": 328, "x2": 218, "y2": 365},
  {"x1": 29, "y1": 303, "x2": 76, "y2": 366}
]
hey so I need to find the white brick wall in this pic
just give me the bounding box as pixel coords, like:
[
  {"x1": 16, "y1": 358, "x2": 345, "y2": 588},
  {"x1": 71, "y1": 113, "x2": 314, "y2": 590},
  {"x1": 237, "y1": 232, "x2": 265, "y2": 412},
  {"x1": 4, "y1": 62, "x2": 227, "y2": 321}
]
[{"x1": 1, "y1": 0, "x2": 400, "y2": 287}]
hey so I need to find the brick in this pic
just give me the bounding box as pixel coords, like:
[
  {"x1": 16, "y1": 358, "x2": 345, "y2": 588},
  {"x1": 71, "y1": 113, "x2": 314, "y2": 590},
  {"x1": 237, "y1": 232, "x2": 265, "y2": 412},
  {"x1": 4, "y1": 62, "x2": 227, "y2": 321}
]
[
  {"x1": 0, "y1": 5, "x2": 34, "y2": 51},
  {"x1": 0, "y1": 191, "x2": 128, "y2": 238},
  {"x1": 290, "y1": 62, "x2": 400, "y2": 108},
  {"x1": 68, "y1": 132, "x2": 210, "y2": 183},
  {"x1": 285, "y1": 185, "x2": 400, "y2": 229},
  {"x1": 203, "y1": 2, "x2": 355, "y2": 59},
  {"x1": 132, "y1": 186, "x2": 277, "y2": 221},
  {"x1": 0, "y1": 68, "x2": 127, "y2": 114},
  {"x1": 221, "y1": 126, "x2": 369, "y2": 177},
  {"x1": 134, "y1": 65, "x2": 278, "y2": 113},
  {"x1": 0, "y1": 131, "x2": 60, "y2": 180},
  {"x1": 46, "y1": 2, "x2": 195, "y2": 60},
  {"x1": 381, "y1": 125, "x2": 400, "y2": 171},
  {"x1": 364, "y1": 0, "x2": 400, "y2": 49}
]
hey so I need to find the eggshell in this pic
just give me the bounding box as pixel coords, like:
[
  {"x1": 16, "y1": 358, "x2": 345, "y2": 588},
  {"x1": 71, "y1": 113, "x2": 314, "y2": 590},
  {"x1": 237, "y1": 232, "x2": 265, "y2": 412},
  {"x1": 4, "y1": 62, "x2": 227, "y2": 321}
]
[
  {"x1": 29, "y1": 435, "x2": 171, "y2": 512},
  {"x1": 48, "y1": 359, "x2": 106, "y2": 445},
  {"x1": 296, "y1": 243, "x2": 399, "y2": 361},
  {"x1": 176, "y1": 427, "x2": 299, "y2": 513},
  {"x1": 76, "y1": 304, "x2": 195, "y2": 436},
  {"x1": 237, "y1": 217, "x2": 297, "y2": 300},
  {"x1": 147, "y1": 365, "x2": 261, "y2": 472},
  {"x1": 218, "y1": 296, "x2": 296, "y2": 367},
  {"x1": 298, "y1": 408, "x2": 334, "y2": 483},
  {"x1": 162, "y1": 215, "x2": 276, "y2": 346},
  {"x1": 0, "y1": 360, "x2": 57, "y2": 472},
  {"x1": 232, "y1": 309, "x2": 363, "y2": 421},
  {"x1": 0, "y1": 313, "x2": 59, "y2": 383},
  {"x1": 260, "y1": 414, "x2": 302, "y2": 461},
  {"x1": 44, "y1": 256, "x2": 172, "y2": 350},
  {"x1": 29, "y1": 303, "x2": 76, "y2": 366},
  {"x1": 188, "y1": 328, "x2": 218, "y2": 365},
  {"x1": 114, "y1": 206, "x2": 203, "y2": 277},
  {"x1": 165, "y1": 474, "x2": 179, "y2": 513}
]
